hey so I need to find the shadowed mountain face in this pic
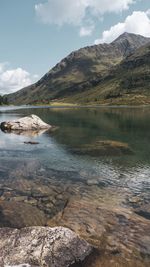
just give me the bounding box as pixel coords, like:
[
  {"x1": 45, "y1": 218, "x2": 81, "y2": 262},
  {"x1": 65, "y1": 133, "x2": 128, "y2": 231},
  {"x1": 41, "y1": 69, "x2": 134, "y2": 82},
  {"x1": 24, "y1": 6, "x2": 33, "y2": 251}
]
[{"x1": 6, "y1": 33, "x2": 150, "y2": 105}]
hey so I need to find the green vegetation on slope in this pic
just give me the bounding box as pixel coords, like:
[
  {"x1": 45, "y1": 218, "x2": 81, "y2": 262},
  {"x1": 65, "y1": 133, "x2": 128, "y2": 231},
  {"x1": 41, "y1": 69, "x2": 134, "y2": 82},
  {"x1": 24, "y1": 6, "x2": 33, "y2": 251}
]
[
  {"x1": 0, "y1": 95, "x2": 8, "y2": 105},
  {"x1": 63, "y1": 43, "x2": 150, "y2": 105},
  {"x1": 6, "y1": 33, "x2": 150, "y2": 105}
]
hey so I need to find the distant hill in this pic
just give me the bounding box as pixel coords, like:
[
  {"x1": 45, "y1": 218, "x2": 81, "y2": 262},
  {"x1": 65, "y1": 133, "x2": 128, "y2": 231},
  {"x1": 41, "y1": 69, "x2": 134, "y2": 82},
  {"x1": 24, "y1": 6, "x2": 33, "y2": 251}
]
[{"x1": 6, "y1": 32, "x2": 150, "y2": 105}]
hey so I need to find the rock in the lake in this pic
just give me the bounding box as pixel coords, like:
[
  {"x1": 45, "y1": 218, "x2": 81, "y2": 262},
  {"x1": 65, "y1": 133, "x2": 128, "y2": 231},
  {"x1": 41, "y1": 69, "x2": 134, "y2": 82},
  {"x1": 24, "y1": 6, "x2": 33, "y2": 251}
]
[
  {"x1": 134, "y1": 204, "x2": 150, "y2": 220},
  {"x1": 0, "y1": 226, "x2": 92, "y2": 267},
  {"x1": 72, "y1": 140, "x2": 133, "y2": 157},
  {"x1": 0, "y1": 201, "x2": 47, "y2": 228},
  {"x1": 0, "y1": 114, "x2": 51, "y2": 131},
  {"x1": 24, "y1": 141, "x2": 39, "y2": 145}
]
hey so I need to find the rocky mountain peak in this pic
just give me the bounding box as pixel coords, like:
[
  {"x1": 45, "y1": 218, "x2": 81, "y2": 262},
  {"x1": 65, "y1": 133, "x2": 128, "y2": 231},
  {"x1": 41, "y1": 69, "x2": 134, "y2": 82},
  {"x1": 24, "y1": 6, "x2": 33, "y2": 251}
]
[
  {"x1": 111, "y1": 32, "x2": 150, "y2": 56},
  {"x1": 112, "y1": 32, "x2": 150, "y2": 43}
]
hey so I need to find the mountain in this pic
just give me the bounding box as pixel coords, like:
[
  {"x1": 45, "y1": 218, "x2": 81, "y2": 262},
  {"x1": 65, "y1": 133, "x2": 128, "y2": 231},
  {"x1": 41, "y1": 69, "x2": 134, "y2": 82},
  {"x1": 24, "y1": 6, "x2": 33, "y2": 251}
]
[
  {"x1": 65, "y1": 42, "x2": 150, "y2": 105},
  {"x1": 6, "y1": 33, "x2": 150, "y2": 105}
]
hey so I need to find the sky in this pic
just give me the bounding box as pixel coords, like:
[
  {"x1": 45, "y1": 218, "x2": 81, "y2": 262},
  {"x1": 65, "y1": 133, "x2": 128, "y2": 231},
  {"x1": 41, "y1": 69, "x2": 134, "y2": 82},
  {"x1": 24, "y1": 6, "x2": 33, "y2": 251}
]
[{"x1": 0, "y1": 0, "x2": 150, "y2": 95}]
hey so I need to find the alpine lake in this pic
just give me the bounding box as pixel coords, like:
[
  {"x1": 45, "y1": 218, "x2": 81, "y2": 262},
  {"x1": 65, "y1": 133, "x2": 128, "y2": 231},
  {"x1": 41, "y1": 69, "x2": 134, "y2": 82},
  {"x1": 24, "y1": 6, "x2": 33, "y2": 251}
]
[{"x1": 0, "y1": 105, "x2": 150, "y2": 267}]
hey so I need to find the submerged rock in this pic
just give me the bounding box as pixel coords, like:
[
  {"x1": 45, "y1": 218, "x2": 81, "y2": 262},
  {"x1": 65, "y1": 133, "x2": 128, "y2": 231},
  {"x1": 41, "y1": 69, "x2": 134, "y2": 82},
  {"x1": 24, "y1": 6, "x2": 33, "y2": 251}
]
[
  {"x1": 24, "y1": 141, "x2": 39, "y2": 145},
  {"x1": 0, "y1": 201, "x2": 47, "y2": 228},
  {"x1": 72, "y1": 140, "x2": 133, "y2": 157},
  {"x1": 0, "y1": 226, "x2": 92, "y2": 267},
  {"x1": 134, "y1": 204, "x2": 150, "y2": 220},
  {"x1": 0, "y1": 114, "x2": 51, "y2": 132}
]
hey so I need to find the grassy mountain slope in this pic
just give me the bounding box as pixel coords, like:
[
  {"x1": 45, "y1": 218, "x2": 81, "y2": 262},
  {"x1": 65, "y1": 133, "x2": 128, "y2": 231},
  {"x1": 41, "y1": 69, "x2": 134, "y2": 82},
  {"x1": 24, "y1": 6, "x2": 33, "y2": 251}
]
[
  {"x1": 65, "y1": 43, "x2": 150, "y2": 105},
  {"x1": 6, "y1": 33, "x2": 150, "y2": 105}
]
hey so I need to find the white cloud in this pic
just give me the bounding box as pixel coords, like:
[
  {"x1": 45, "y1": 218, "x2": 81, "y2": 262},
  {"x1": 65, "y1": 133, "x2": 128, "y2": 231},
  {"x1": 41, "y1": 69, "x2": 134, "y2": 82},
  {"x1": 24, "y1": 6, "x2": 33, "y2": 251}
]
[
  {"x1": 0, "y1": 63, "x2": 38, "y2": 95},
  {"x1": 87, "y1": 0, "x2": 134, "y2": 15},
  {"x1": 79, "y1": 24, "x2": 95, "y2": 36},
  {"x1": 35, "y1": 0, "x2": 135, "y2": 35},
  {"x1": 35, "y1": 0, "x2": 87, "y2": 26},
  {"x1": 95, "y1": 10, "x2": 150, "y2": 44}
]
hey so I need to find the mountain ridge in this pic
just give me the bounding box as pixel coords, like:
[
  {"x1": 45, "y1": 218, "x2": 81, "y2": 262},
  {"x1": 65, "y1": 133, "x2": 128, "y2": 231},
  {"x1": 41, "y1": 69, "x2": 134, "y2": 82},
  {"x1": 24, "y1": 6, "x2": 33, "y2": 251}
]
[{"x1": 6, "y1": 32, "x2": 150, "y2": 105}]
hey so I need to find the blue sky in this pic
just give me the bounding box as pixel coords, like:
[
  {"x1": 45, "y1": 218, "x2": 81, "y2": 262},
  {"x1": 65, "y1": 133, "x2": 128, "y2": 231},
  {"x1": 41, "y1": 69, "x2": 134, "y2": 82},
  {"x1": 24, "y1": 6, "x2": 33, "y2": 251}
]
[{"x1": 0, "y1": 0, "x2": 150, "y2": 94}]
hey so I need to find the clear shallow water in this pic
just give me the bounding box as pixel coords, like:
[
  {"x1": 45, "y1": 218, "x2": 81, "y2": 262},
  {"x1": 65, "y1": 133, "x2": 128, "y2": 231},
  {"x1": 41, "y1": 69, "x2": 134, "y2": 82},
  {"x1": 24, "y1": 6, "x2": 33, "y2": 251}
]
[
  {"x1": 1, "y1": 106, "x2": 150, "y2": 266},
  {"x1": 0, "y1": 106, "x2": 150, "y2": 195}
]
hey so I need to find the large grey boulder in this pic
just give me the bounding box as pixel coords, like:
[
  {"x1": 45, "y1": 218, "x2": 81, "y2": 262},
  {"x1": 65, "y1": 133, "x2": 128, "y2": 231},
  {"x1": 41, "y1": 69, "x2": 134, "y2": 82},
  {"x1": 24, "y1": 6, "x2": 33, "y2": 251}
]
[
  {"x1": 0, "y1": 226, "x2": 92, "y2": 267},
  {"x1": 0, "y1": 114, "x2": 51, "y2": 131}
]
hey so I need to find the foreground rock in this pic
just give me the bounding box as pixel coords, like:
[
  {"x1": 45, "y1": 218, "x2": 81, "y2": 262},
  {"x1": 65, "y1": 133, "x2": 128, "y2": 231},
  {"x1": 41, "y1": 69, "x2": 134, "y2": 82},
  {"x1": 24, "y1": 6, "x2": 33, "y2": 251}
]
[
  {"x1": 0, "y1": 226, "x2": 92, "y2": 267},
  {"x1": 0, "y1": 114, "x2": 51, "y2": 132}
]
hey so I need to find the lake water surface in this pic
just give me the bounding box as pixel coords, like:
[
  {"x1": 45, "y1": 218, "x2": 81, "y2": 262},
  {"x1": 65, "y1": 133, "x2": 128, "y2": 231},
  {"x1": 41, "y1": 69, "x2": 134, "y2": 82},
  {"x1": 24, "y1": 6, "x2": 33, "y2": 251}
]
[{"x1": 0, "y1": 106, "x2": 150, "y2": 266}]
